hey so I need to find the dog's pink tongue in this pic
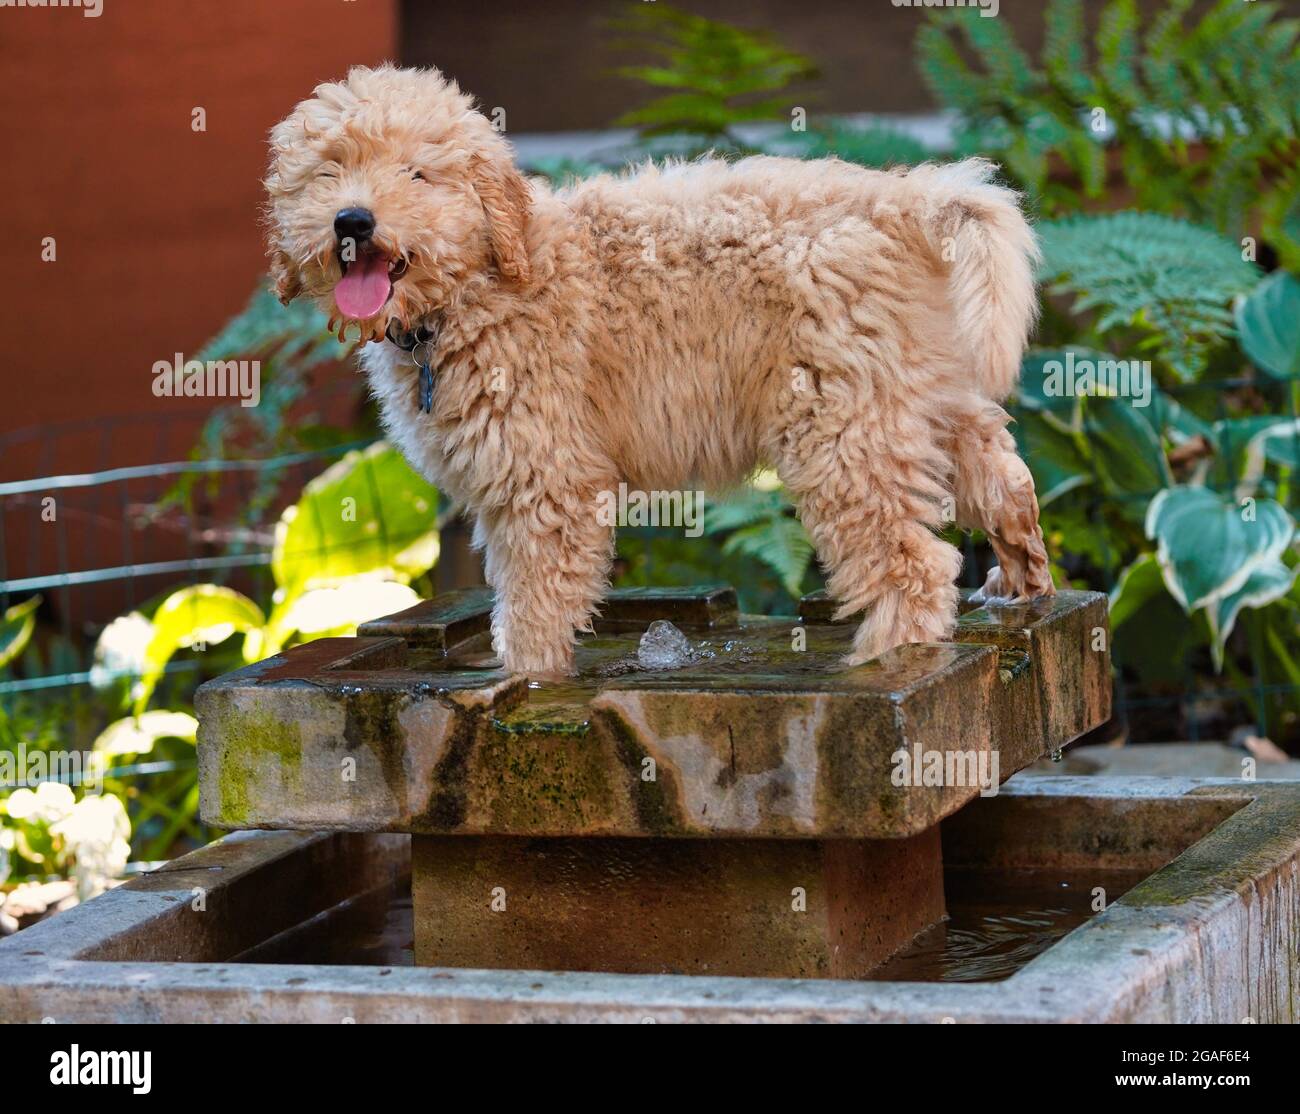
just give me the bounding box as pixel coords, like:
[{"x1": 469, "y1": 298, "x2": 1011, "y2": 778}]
[{"x1": 335, "y1": 254, "x2": 391, "y2": 319}]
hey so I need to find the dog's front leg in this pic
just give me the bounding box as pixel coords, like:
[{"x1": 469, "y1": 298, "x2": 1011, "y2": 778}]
[{"x1": 477, "y1": 493, "x2": 615, "y2": 677}]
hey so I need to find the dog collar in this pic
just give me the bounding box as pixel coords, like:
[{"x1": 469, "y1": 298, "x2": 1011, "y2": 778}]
[{"x1": 385, "y1": 317, "x2": 442, "y2": 414}]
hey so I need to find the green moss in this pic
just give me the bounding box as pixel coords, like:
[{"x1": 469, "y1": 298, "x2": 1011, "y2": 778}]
[
  {"x1": 491, "y1": 702, "x2": 591, "y2": 736},
  {"x1": 476, "y1": 726, "x2": 619, "y2": 829},
  {"x1": 216, "y1": 705, "x2": 304, "y2": 826}
]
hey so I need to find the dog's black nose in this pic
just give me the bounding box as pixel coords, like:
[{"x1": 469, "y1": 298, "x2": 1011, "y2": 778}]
[{"x1": 334, "y1": 207, "x2": 376, "y2": 244}]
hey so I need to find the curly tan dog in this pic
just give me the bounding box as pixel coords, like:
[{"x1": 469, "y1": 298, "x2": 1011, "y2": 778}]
[{"x1": 265, "y1": 65, "x2": 1054, "y2": 675}]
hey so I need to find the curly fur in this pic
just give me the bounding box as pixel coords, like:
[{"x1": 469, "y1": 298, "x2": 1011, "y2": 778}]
[{"x1": 265, "y1": 64, "x2": 1054, "y2": 675}]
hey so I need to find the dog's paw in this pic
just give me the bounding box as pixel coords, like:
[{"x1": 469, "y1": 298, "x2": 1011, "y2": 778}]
[
  {"x1": 970, "y1": 563, "x2": 1055, "y2": 607},
  {"x1": 498, "y1": 641, "x2": 577, "y2": 678},
  {"x1": 968, "y1": 564, "x2": 1010, "y2": 607}
]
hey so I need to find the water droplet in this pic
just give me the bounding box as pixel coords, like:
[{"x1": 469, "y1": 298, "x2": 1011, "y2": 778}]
[{"x1": 637, "y1": 621, "x2": 695, "y2": 670}]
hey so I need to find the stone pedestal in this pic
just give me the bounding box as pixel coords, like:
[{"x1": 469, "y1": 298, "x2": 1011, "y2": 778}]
[
  {"x1": 412, "y1": 828, "x2": 943, "y2": 978},
  {"x1": 196, "y1": 585, "x2": 1111, "y2": 977}
]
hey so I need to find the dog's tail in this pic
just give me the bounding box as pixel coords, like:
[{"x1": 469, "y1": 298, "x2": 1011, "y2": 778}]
[{"x1": 909, "y1": 158, "x2": 1040, "y2": 400}]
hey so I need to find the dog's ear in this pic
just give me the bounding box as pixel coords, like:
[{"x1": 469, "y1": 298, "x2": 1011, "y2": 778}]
[
  {"x1": 269, "y1": 248, "x2": 303, "y2": 305},
  {"x1": 472, "y1": 155, "x2": 531, "y2": 286}
]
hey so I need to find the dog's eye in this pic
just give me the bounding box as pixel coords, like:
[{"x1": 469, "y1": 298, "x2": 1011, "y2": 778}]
[{"x1": 412, "y1": 170, "x2": 427, "y2": 182}]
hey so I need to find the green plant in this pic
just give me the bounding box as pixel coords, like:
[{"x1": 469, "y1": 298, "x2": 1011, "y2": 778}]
[
  {"x1": 614, "y1": 472, "x2": 820, "y2": 615},
  {"x1": 0, "y1": 595, "x2": 40, "y2": 670},
  {"x1": 95, "y1": 442, "x2": 439, "y2": 715},
  {"x1": 609, "y1": 3, "x2": 816, "y2": 152},
  {"x1": 0, "y1": 442, "x2": 443, "y2": 883},
  {"x1": 161, "y1": 286, "x2": 369, "y2": 523},
  {"x1": 701, "y1": 472, "x2": 813, "y2": 600},
  {"x1": 1037, "y1": 211, "x2": 1260, "y2": 380},
  {"x1": 1017, "y1": 211, "x2": 1300, "y2": 734},
  {"x1": 918, "y1": 0, "x2": 1300, "y2": 266}
]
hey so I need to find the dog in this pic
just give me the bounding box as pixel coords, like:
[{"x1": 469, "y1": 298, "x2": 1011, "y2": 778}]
[{"x1": 264, "y1": 65, "x2": 1054, "y2": 675}]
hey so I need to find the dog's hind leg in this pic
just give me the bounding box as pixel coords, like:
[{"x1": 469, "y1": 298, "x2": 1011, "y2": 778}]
[
  {"x1": 950, "y1": 396, "x2": 1054, "y2": 604},
  {"x1": 776, "y1": 389, "x2": 963, "y2": 666}
]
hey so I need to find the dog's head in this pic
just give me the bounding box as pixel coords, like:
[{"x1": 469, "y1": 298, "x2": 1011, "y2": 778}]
[{"x1": 264, "y1": 65, "x2": 531, "y2": 336}]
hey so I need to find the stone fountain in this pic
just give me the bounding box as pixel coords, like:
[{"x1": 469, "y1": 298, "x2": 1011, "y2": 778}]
[
  {"x1": 1, "y1": 585, "x2": 1296, "y2": 1023},
  {"x1": 194, "y1": 585, "x2": 1107, "y2": 979}
]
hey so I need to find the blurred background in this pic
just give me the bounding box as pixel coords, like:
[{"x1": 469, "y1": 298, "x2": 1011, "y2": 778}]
[{"x1": 3, "y1": 0, "x2": 1299, "y2": 921}]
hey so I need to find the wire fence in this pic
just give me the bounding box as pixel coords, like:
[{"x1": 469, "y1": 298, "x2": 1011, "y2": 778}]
[
  {"x1": 2, "y1": 426, "x2": 368, "y2": 695},
  {"x1": 0, "y1": 412, "x2": 383, "y2": 870}
]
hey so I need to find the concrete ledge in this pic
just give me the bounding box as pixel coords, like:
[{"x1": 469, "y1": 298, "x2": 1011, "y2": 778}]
[{"x1": 3, "y1": 777, "x2": 1296, "y2": 1023}]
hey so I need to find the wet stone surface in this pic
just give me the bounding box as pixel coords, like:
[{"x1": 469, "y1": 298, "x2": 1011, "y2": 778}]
[{"x1": 196, "y1": 585, "x2": 1110, "y2": 840}]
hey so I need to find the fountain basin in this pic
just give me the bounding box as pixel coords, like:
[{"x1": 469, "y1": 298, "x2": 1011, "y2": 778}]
[{"x1": 1, "y1": 776, "x2": 1296, "y2": 1022}]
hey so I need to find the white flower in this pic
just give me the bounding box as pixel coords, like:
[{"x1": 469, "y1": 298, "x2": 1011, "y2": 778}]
[
  {"x1": 3, "y1": 788, "x2": 37, "y2": 821},
  {"x1": 89, "y1": 612, "x2": 154, "y2": 690},
  {"x1": 5, "y1": 782, "x2": 75, "y2": 825},
  {"x1": 52, "y1": 794, "x2": 131, "y2": 900},
  {"x1": 0, "y1": 825, "x2": 13, "y2": 886}
]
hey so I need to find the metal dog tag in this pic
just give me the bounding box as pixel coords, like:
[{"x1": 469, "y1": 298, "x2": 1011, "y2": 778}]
[{"x1": 418, "y1": 362, "x2": 434, "y2": 414}]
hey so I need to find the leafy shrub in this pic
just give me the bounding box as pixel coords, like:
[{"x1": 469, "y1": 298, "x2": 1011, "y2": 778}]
[
  {"x1": 609, "y1": 3, "x2": 816, "y2": 152},
  {"x1": 918, "y1": 0, "x2": 1300, "y2": 267}
]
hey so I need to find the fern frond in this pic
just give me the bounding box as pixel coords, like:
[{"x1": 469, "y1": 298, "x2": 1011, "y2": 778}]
[
  {"x1": 919, "y1": 0, "x2": 1300, "y2": 238},
  {"x1": 609, "y1": 3, "x2": 815, "y2": 143},
  {"x1": 1038, "y1": 212, "x2": 1261, "y2": 381},
  {"x1": 1097, "y1": 0, "x2": 1142, "y2": 112},
  {"x1": 1044, "y1": 0, "x2": 1091, "y2": 104},
  {"x1": 721, "y1": 517, "x2": 814, "y2": 599},
  {"x1": 197, "y1": 286, "x2": 334, "y2": 369}
]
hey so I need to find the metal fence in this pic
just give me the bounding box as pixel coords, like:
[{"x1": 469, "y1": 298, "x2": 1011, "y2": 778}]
[{"x1": 0, "y1": 412, "x2": 379, "y2": 864}]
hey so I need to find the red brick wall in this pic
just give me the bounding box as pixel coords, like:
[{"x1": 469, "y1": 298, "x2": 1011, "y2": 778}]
[{"x1": 0, "y1": 0, "x2": 398, "y2": 479}]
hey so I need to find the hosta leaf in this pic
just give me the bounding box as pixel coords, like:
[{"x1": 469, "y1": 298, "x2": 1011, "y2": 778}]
[
  {"x1": 1108, "y1": 553, "x2": 1166, "y2": 629},
  {"x1": 137, "y1": 586, "x2": 265, "y2": 713},
  {"x1": 273, "y1": 441, "x2": 439, "y2": 599},
  {"x1": 1235, "y1": 417, "x2": 1300, "y2": 491},
  {"x1": 1145, "y1": 485, "x2": 1293, "y2": 611},
  {"x1": 1083, "y1": 395, "x2": 1172, "y2": 498},
  {"x1": 1236, "y1": 270, "x2": 1300, "y2": 380},
  {"x1": 1011, "y1": 409, "x2": 1091, "y2": 507},
  {"x1": 94, "y1": 711, "x2": 199, "y2": 758},
  {"x1": 1206, "y1": 559, "x2": 1298, "y2": 670},
  {"x1": 262, "y1": 578, "x2": 421, "y2": 657},
  {"x1": 1015, "y1": 350, "x2": 1087, "y2": 424}
]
